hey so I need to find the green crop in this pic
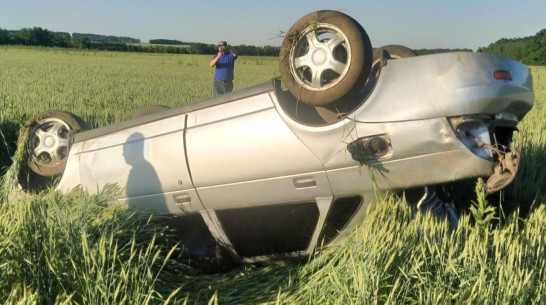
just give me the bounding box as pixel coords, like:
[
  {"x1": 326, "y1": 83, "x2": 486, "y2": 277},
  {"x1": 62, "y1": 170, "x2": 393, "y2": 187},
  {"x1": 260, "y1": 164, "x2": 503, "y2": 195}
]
[
  {"x1": 0, "y1": 46, "x2": 544, "y2": 304},
  {"x1": 0, "y1": 46, "x2": 279, "y2": 129}
]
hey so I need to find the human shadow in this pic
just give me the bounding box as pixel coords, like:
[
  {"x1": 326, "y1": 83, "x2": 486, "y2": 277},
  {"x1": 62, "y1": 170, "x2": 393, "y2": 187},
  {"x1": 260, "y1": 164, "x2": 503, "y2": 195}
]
[
  {"x1": 123, "y1": 132, "x2": 167, "y2": 213},
  {"x1": 0, "y1": 118, "x2": 20, "y2": 171}
]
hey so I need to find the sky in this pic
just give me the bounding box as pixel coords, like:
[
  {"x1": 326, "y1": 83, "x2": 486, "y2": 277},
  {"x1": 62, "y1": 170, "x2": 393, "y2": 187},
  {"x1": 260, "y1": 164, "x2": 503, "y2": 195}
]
[{"x1": 1, "y1": 0, "x2": 545, "y2": 51}]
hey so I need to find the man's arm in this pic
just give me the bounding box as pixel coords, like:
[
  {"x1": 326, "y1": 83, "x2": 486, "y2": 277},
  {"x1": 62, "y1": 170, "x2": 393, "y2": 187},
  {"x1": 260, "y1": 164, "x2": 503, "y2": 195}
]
[{"x1": 210, "y1": 51, "x2": 223, "y2": 67}]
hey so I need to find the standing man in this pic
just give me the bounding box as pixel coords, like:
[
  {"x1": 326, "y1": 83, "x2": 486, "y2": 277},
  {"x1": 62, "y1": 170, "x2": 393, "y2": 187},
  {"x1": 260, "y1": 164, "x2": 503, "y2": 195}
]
[{"x1": 210, "y1": 41, "x2": 238, "y2": 96}]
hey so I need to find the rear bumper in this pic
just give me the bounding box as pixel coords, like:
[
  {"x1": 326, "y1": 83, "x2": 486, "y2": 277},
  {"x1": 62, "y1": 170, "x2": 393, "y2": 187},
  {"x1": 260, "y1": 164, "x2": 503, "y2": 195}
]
[
  {"x1": 346, "y1": 115, "x2": 519, "y2": 193},
  {"x1": 448, "y1": 115, "x2": 522, "y2": 193}
]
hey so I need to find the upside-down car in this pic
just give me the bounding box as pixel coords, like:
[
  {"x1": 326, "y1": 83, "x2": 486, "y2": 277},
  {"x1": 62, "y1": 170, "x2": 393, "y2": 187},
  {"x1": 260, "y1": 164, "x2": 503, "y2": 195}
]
[{"x1": 18, "y1": 11, "x2": 534, "y2": 264}]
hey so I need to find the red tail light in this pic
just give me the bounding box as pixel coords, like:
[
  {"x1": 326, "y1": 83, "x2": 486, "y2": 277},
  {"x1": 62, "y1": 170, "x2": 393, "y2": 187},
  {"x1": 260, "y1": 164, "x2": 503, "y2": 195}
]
[{"x1": 494, "y1": 70, "x2": 512, "y2": 80}]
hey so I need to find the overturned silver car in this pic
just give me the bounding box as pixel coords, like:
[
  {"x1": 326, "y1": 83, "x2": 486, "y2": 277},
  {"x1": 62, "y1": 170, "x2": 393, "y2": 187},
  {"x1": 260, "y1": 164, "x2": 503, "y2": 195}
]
[{"x1": 18, "y1": 11, "x2": 534, "y2": 264}]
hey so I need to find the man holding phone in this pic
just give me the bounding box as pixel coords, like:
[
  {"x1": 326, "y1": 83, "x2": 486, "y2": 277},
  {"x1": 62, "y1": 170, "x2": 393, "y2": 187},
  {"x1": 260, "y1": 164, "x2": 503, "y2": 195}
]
[{"x1": 210, "y1": 41, "x2": 239, "y2": 96}]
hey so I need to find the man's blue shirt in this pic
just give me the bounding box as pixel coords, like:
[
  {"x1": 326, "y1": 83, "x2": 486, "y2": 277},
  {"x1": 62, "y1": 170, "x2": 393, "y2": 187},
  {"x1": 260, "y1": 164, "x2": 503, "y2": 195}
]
[{"x1": 213, "y1": 51, "x2": 236, "y2": 80}]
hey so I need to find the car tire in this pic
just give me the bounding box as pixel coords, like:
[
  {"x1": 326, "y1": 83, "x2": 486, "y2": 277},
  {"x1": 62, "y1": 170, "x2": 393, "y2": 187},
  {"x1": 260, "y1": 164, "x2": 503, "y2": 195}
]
[
  {"x1": 280, "y1": 10, "x2": 373, "y2": 106},
  {"x1": 18, "y1": 110, "x2": 88, "y2": 192},
  {"x1": 370, "y1": 45, "x2": 417, "y2": 78},
  {"x1": 135, "y1": 105, "x2": 170, "y2": 118}
]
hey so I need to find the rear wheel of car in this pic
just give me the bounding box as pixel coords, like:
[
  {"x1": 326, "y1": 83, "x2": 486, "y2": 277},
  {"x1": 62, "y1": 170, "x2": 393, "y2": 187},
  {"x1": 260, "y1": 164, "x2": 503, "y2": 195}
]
[
  {"x1": 18, "y1": 110, "x2": 88, "y2": 192},
  {"x1": 370, "y1": 45, "x2": 417, "y2": 78},
  {"x1": 280, "y1": 10, "x2": 373, "y2": 106},
  {"x1": 135, "y1": 105, "x2": 170, "y2": 118}
]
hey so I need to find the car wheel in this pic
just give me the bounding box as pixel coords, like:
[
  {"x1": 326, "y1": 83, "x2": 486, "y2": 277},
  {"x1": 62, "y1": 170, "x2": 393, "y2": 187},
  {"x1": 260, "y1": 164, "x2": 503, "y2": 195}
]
[
  {"x1": 280, "y1": 10, "x2": 373, "y2": 106},
  {"x1": 135, "y1": 105, "x2": 170, "y2": 118},
  {"x1": 18, "y1": 110, "x2": 88, "y2": 192},
  {"x1": 370, "y1": 45, "x2": 417, "y2": 78}
]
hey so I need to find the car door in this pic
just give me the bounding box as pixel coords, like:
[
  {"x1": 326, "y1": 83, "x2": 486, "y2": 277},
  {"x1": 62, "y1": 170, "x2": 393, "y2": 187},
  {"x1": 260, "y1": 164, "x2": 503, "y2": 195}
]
[
  {"x1": 185, "y1": 92, "x2": 332, "y2": 257},
  {"x1": 77, "y1": 114, "x2": 204, "y2": 215}
]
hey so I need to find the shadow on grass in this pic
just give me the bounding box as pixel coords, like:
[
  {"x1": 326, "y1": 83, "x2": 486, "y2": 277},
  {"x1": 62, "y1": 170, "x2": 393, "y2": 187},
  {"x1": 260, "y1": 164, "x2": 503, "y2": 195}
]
[
  {"x1": 172, "y1": 262, "x2": 300, "y2": 304},
  {"x1": 0, "y1": 118, "x2": 21, "y2": 171},
  {"x1": 509, "y1": 142, "x2": 546, "y2": 210}
]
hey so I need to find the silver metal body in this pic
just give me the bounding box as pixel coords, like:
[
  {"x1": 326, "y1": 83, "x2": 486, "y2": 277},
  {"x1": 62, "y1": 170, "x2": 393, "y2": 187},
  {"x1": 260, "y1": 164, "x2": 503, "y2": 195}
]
[{"x1": 56, "y1": 52, "x2": 534, "y2": 262}]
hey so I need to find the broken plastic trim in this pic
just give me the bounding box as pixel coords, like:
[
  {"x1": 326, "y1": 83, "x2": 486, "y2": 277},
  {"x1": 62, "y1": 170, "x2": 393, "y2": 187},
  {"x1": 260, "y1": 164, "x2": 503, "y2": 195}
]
[
  {"x1": 449, "y1": 115, "x2": 493, "y2": 160},
  {"x1": 449, "y1": 115, "x2": 522, "y2": 194},
  {"x1": 485, "y1": 132, "x2": 522, "y2": 194}
]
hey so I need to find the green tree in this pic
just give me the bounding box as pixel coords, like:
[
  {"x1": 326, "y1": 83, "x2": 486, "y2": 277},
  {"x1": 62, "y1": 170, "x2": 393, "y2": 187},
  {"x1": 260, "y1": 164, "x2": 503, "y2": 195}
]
[
  {"x1": 477, "y1": 29, "x2": 546, "y2": 65},
  {"x1": 53, "y1": 32, "x2": 71, "y2": 48},
  {"x1": 69, "y1": 36, "x2": 90, "y2": 49},
  {"x1": 188, "y1": 43, "x2": 214, "y2": 54},
  {"x1": 14, "y1": 27, "x2": 54, "y2": 46},
  {"x1": 0, "y1": 28, "x2": 10, "y2": 44}
]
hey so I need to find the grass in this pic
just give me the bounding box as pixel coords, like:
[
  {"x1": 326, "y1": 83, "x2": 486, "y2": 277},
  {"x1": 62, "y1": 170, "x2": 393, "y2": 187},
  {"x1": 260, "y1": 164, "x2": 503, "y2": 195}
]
[
  {"x1": 511, "y1": 66, "x2": 546, "y2": 203},
  {"x1": 0, "y1": 47, "x2": 544, "y2": 304},
  {"x1": 0, "y1": 46, "x2": 279, "y2": 128},
  {"x1": 0, "y1": 185, "x2": 184, "y2": 304},
  {"x1": 0, "y1": 181, "x2": 543, "y2": 304},
  {"x1": 277, "y1": 186, "x2": 545, "y2": 305}
]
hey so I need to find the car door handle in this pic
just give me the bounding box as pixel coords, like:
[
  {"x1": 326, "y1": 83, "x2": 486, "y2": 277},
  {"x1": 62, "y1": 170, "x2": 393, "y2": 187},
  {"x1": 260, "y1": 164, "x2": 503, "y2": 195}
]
[
  {"x1": 293, "y1": 177, "x2": 316, "y2": 189},
  {"x1": 173, "y1": 193, "x2": 191, "y2": 204}
]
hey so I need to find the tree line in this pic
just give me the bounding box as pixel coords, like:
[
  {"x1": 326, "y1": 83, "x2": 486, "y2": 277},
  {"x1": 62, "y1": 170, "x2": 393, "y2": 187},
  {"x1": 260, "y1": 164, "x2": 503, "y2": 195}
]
[
  {"x1": 72, "y1": 33, "x2": 140, "y2": 43},
  {"x1": 414, "y1": 48, "x2": 473, "y2": 55},
  {"x1": 1, "y1": 26, "x2": 544, "y2": 64},
  {"x1": 477, "y1": 29, "x2": 546, "y2": 65},
  {"x1": 0, "y1": 27, "x2": 280, "y2": 56},
  {"x1": 149, "y1": 39, "x2": 189, "y2": 45},
  {"x1": 0, "y1": 28, "x2": 142, "y2": 49}
]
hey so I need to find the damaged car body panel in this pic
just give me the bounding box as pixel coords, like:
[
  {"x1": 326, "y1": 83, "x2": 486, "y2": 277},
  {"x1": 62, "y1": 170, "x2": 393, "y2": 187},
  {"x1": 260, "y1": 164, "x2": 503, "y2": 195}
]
[
  {"x1": 356, "y1": 52, "x2": 533, "y2": 122},
  {"x1": 21, "y1": 11, "x2": 533, "y2": 264},
  {"x1": 53, "y1": 51, "x2": 533, "y2": 263}
]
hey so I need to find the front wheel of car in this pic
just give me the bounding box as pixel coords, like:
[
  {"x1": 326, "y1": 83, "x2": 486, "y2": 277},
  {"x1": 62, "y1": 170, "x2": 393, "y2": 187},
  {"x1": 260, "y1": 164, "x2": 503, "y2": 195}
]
[
  {"x1": 18, "y1": 110, "x2": 88, "y2": 192},
  {"x1": 279, "y1": 10, "x2": 373, "y2": 106}
]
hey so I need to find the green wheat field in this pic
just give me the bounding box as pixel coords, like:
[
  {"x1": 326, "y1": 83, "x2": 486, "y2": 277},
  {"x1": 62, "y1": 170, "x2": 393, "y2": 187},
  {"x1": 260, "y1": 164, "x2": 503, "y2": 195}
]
[{"x1": 0, "y1": 46, "x2": 545, "y2": 304}]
